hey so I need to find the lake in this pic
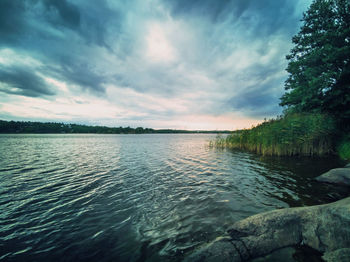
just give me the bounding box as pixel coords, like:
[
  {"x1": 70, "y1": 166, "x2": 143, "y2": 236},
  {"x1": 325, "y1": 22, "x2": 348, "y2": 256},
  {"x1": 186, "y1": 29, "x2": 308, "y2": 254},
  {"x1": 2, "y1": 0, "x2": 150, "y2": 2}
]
[{"x1": 0, "y1": 134, "x2": 347, "y2": 261}]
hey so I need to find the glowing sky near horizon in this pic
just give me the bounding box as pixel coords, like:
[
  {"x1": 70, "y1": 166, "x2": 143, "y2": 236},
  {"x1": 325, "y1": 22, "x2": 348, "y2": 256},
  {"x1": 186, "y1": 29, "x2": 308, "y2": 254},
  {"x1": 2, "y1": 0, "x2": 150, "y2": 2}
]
[{"x1": 0, "y1": 0, "x2": 312, "y2": 130}]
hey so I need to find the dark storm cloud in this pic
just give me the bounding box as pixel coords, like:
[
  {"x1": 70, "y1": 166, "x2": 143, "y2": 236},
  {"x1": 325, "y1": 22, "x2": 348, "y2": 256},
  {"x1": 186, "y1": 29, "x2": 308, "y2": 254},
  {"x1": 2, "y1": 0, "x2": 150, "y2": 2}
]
[
  {"x1": 0, "y1": 0, "x2": 312, "y2": 127},
  {"x1": 0, "y1": 65, "x2": 55, "y2": 97},
  {"x1": 0, "y1": 0, "x2": 81, "y2": 45},
  {"x1": 227, "y1": 79, "x2": 284, "y2": 117},
  {"x1": 76, "y1": 1, "x2": 123, "y2": 49},
  {"x1": 59, "y1": 61, "x2": 106, "y2": 94},
  {"x1": 41, "y1": 0, "x2": 81, "y2": 29},
  {"x1": 164, "y1": 0, "x2": 300, "y2": 35},
  {"x1": 243, "y1": 0, "x2": 298, "y2": 36},
  {"x1": 0, "y1": 0, "x2": 118, "y2": 49},
  {"x1": 0, "y1": 0, "x2": 116, "y2": 94},
  {"x1": 0, "y1": 0, "x2": 110, "y2": 39},
  {"x1": 163, "y1": 0, "x2": 232, "y2": 22},
  {"x1": 229, "y1": 91, "x2": 281, "y2": 117},
  {"x1": 0, "y1": 1, "x2": 26, "y2": 44}
]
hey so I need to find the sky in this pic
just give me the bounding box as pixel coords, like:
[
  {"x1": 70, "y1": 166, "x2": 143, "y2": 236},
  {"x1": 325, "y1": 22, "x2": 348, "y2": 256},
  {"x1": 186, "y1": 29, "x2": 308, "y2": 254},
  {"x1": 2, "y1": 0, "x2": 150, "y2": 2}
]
[{"x1": 0, "y1": 0, "x2": 312, "y2": 130}]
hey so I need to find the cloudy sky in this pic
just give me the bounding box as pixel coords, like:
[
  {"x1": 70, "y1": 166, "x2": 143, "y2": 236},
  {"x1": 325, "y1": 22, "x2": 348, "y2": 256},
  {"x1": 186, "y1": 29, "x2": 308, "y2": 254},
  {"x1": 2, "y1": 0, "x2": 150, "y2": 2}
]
[{"x1": 0, "y1": 0, "x2": 312, "y2": 130}]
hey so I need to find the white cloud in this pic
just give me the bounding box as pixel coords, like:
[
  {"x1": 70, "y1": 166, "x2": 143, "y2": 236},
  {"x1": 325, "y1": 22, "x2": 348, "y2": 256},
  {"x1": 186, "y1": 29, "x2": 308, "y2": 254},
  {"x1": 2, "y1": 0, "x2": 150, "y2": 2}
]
[
  {"x1": 0, "y1": 0, "x2": 311, "y2": 129},
  {"x1": 0, "y1": 49, "x2": 43, "y2": 67},
  {"x1": 146, "y1": 22, "x2": 177, "y2": 63}
]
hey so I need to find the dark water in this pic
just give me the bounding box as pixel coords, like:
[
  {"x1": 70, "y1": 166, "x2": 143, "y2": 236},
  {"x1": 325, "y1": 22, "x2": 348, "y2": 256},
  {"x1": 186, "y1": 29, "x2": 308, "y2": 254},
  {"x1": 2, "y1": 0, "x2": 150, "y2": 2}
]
[{"x1": 0, "y1": 134, "x2": 347, "y2": 261}]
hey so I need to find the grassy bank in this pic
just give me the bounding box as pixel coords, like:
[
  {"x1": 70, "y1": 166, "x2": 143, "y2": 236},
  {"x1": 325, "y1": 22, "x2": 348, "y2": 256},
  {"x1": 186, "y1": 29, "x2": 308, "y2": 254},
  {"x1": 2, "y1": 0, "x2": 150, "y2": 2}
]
[
  {"x1": 210, "y1": 113, "x2": 342, "y2": 157},
  {"x1": 337, "y1": 135, "x2": 350, "y2": 161}
]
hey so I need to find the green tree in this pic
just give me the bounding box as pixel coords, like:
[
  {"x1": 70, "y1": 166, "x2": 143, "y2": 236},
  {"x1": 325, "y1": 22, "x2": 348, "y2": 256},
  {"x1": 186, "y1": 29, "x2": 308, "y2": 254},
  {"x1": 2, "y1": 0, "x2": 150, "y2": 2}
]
[{"x1": 280, "y1": 0, "x2": 350, "y2": 127}]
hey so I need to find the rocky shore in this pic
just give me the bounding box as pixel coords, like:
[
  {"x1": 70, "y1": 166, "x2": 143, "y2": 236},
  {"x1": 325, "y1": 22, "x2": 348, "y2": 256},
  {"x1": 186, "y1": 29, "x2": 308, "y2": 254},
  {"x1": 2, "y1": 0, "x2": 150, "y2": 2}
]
[
  {"x1": 185, "y1": 165, "x2": 350, "y2": 262},
  {"x1": 315, "y1": 164, "x2": 350, "y2": 186}
]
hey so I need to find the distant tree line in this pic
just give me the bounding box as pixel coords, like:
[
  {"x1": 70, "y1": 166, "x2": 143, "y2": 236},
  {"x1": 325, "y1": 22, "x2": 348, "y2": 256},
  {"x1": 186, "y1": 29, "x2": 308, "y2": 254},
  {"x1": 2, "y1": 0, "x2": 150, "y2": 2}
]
[{"x1": 0, "y1": 120, "x2": 230, "y2": 134}]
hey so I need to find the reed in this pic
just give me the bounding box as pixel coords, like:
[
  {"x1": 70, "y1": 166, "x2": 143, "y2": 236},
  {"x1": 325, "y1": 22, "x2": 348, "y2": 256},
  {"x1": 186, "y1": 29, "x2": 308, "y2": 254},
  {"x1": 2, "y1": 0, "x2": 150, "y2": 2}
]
[
  {"x1": 337, "y1": 135, "x2": 350, "y2": 161},
  {"x1": 212, "y1": 113, "x2": 337, "y2": 156}
]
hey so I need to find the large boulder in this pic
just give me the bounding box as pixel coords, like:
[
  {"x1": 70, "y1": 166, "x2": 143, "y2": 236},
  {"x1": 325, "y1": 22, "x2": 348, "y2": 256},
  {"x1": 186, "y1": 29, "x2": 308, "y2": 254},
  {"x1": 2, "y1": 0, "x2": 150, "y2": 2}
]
[
  {"x1": 185, "y1": 197, "x2": 350, "y2": 262},
  {"x1": 323, "y1": 248, "x2": 350, "y2": 262},
  {"x1": 315, "y1": 168, "x2": 350, "y2": 185}
]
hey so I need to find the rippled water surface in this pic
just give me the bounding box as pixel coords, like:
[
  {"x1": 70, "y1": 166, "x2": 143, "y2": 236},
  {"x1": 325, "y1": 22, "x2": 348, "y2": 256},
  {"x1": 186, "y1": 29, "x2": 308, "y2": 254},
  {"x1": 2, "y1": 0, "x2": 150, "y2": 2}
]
[{"x1": 0, "y1": 134, "x2": 347, "y2": 261}]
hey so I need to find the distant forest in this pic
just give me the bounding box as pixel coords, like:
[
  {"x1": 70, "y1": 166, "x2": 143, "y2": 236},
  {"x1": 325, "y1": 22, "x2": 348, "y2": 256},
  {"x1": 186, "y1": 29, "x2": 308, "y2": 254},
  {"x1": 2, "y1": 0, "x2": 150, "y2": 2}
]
[{"x1": 0, "y1": 120, "x2": 230, "y2": 134}]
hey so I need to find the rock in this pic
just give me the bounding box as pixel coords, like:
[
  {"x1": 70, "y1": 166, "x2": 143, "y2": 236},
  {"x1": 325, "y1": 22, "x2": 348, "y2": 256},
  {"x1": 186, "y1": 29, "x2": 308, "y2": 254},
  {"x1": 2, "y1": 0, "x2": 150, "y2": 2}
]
[
  {"x1": 251, "y1": 246, "x2": 324, "y2": 262},
  {"x1": 184, "y1": 236, "x2": 242, "y2": 262},
  {"x1": 185, "y1": 197, "x2": 350, "y2": 262},
  {"x1": 315, "y1": 168, "x2": 350, "y2": 185},
  {"x1": 345, "y1": 163, "x2": 350, "y2": 168},
  {"x1": 322, "y1": 248, "x2": 350, "y2": 262},
  {"x1": 250, "y1": 247, "x2": 296, "y2": 262}
]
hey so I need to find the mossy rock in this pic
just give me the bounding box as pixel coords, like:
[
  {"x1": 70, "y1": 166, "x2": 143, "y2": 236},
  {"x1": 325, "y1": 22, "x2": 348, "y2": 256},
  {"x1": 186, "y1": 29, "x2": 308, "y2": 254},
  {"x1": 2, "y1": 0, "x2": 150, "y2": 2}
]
[
  {"x1": 315, "y1": 168, "x2": 350, "y2": 186},
  {"x1": 185, "y1": 197, "x2": 350, "y2": 262}
]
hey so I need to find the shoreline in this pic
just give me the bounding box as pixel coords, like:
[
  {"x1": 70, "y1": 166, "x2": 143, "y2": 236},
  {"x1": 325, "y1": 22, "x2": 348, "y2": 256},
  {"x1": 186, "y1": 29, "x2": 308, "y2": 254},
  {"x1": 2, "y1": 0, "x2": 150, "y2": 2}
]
[{"x1": 186, "y1": 165, "x2": 350, "y2": 262}]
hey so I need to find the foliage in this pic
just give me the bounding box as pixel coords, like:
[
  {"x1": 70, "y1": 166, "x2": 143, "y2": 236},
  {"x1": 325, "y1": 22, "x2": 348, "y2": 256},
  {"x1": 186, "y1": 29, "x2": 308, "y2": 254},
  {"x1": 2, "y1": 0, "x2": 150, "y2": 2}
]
[
  {"x1": 280, "y1": 0, "x2": 350, "y2": 126},
  {"x1": 212, "y1": 113, "x2": 336, "y2": 156},
  {"x1": 337, "y1": 134, "x2": 350, "y2": 160},
  {"x1": 213, "y1": 1, "x2": 350, "y2": 157}
]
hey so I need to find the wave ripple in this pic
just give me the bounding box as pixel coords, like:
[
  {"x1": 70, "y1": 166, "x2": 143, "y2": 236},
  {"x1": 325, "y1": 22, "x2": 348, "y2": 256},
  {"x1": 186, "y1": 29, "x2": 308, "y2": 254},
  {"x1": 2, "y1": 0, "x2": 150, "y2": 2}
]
[{"x1": 0, "y1": 134, "x2": 346, "y2": 261}]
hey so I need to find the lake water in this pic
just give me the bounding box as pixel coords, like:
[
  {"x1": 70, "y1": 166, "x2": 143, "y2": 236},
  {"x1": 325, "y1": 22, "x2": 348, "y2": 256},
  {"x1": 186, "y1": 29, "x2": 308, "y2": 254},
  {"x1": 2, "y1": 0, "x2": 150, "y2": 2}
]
[{"x1": 0, "y1": 134, "x2": 347, "y2": 261}]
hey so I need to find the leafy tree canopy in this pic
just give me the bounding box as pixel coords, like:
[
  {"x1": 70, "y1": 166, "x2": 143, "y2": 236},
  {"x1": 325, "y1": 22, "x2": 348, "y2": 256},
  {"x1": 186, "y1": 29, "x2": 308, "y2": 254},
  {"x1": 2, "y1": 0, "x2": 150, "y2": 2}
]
[{"x1": 280, "y1": 0, "x2": 350, "y2": 127}]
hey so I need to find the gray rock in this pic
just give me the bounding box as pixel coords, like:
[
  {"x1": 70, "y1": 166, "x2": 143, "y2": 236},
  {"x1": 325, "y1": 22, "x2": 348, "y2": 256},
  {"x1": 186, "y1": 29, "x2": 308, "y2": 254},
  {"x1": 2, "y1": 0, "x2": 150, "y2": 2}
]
[
  {"x1": 345, "y1": 163, "x2": 350, "y2": 168},
  {"x1": 186, "y1": 197, "x2": 350, "y2": 262},
  {"x1": 184, "y1": 236, "x2": 242, "y2": 262},
  {"x1": 323, "y1": 248, "x2": 350, "y2": 262},
  {"x1": 250, "y1": 247, "x2": 296, "y2": 262},
  {"x1": 315, "y1": 168, "x2": 350, "y2": 185}
]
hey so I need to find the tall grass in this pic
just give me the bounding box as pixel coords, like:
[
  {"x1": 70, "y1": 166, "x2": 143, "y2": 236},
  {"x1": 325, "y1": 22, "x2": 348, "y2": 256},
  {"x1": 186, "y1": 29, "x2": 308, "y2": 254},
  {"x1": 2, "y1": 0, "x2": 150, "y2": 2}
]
[
  {"x1": 211, "y1": 113, "x2": 337, "y2": 156},
  {"x1": 337, "y1": 135, "x2": 350, "y2": 161}
]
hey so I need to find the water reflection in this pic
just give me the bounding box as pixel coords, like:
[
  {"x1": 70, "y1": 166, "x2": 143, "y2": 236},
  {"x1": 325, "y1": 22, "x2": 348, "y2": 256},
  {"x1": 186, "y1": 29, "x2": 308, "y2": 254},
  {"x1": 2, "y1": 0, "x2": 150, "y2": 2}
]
[
  {"x1": 0, "y1": 134, "x2": 347, "y2": 262},
  {"x1": 253, "y1": 153, "x2": 348, "y2": 206}
]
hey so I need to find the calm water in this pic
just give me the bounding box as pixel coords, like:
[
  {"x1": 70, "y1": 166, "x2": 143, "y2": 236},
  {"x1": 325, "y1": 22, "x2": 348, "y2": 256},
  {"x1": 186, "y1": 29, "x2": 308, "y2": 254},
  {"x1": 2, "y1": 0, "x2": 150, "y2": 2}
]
[{"x1": 0, "y1": 134, "x2": 347, "y2": 261}]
